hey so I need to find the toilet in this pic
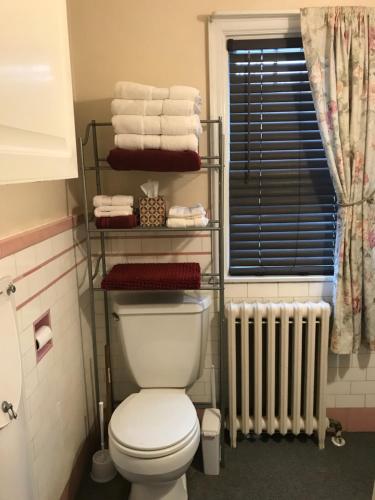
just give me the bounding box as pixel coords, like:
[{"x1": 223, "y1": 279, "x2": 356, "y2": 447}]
[{"x1": 108, "y1": 292, "x2": 211, "y2": 500}]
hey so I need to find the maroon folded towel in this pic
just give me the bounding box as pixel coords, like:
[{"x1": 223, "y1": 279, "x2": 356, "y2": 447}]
[
  {"x1": 107, "y1": 148, "x2": 201, "y2": 172},
  {"x1": 95, "y1": 215, "x2": 138, "y2": 229},
  {"x1": 101, "y1": 263, "x2": 201, "y2": 290}
]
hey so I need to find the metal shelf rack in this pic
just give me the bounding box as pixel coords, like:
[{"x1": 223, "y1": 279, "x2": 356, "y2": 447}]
[{"x1": 79, "y1": 118, "x2": 227, "y2": 462}]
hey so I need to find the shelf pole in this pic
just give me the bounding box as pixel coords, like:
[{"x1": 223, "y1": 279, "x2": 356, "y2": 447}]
[
  {"x1": 91, "y1": 120, "x2": 113, "y2": 413},
  {"x1": 218, "y1": 117, "x2": 227, "y2": 466},
  {"x1": 79, "y1": 135, "x2": 100, "y2": 414}
]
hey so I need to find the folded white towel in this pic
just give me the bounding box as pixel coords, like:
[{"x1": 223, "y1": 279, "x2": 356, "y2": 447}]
[
  {"x1": 111, "y1": 99, "x2": 201, "y2": 117},
  {"x1": 161, "y1": 135, "x2": 198, "y2": 152},
  {"x1": 169, "y1": 85, "x2": 201, "y2": 102},
  {"x1": 111, "y1": 99, "x2": 163, "y2": 116},
  {"x1": 112, "y1": 115, "x2": 161, "y2": 135},
  {"x1": 114, "y1": 134, "x2": 160, "y2": 150},
  {"x1": 166, "y1": 216, "x2": 209, "y2": 228},
  {"x1": 161, "y1": 115, "x2": 202, "y2": 137},
  {"x1": 114, "y1": 82, "x2": 201, "y2": 102},
  {"x1": 114, "y1": 134, "x2": 198, "y2": 152},
  {"x1": 94, "y1": 206, "x2": 133, "y2": 217},
  {"x1": 114, "y1": 82, "x2": 168, "y2": 100},
  {"x1": 112, "y1": 115, "x2": 201, "y2": 137},
  {"x1": 163, "y1": 99, "x2": 201, "y2": 116},
  {"x1": 168, "y1": 204, "x2": 206, "y2": 218},
  {"x1": 93, "y1": 195, "x2": 134, "y2": 208}
]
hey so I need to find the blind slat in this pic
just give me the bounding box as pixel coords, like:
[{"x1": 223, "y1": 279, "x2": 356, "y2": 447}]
[
  {"x1": 231, "y1": 239, "x2": 335, "y2": 250},
  {"x1": 229, "y1": 266, "x2": 334, "y2": 276},
  {"x1": 230, "y1": 82, "x2": 312, "y2": 93},
  {"x1": 230, "y1": 92, "x2": 313, "y2": 104}
]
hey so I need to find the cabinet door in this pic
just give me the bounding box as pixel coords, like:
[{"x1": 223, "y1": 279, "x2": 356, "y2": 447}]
[{"x1": 0, "y1": 0, "x2": 77, "y2": 183}]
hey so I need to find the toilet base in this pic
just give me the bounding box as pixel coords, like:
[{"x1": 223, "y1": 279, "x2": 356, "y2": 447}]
[{"x1": 129, "y1": 473, "x2": 187, "y2": 500}]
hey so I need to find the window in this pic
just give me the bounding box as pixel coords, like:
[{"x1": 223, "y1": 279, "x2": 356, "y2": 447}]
[{"x1": 227, "y1": 37, "x2": 337, "y2": 276}]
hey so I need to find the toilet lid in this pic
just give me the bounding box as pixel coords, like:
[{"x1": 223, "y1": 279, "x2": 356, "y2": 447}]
[{"x1": 109, "y1": 389, "x2": 197, "y2": 452}]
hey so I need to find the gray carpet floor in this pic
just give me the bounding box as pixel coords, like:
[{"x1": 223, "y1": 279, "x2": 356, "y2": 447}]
[{"x1": 77, "y1": 432, "x2": 375, "y2": 500}]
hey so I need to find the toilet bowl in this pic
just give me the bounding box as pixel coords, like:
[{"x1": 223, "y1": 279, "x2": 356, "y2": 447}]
[
  {"x1": 108, "y1": 293, "x2": 211, "y2": 499},
  {"x1": 109, "y1": 389, "x2": 200, "y2": 500}
]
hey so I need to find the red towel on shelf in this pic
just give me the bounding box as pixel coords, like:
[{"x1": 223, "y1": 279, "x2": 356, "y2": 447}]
[
  {"x1": 95, "y1": 215, "x2": 138, "y2": 229},
  {"x1": 107, "y1": 148, "x2": 201, "y2": 172},
  {"x1": 101, "y1": 263, "x2": 201, "y2": 290}
]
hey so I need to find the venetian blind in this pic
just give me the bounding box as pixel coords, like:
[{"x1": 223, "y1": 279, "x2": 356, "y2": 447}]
[{"x1": 227, "y1": 37, "x2": 337, "y2": 276}]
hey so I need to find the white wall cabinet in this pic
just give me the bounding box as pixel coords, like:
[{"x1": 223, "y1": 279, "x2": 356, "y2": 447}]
[{"x1": 0, "y1": 0, "x2": 78, "y2": 184}]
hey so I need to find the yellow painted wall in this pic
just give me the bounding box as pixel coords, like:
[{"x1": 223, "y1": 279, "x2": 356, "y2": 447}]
[
  {"x1": 66, "y1": 0, "x2": 375, "y2": 215},
  {"x1": 0, "y1": 181, "x2": 68, "y2": 238},
  {"x1": 2, "y1": 0, "x2": 374, "y2": 239},
  {"x1": 68, "y1": 0, "x2": 374, "y2": 126}
]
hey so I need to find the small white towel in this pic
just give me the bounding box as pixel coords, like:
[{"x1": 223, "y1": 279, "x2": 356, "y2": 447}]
[
  {"x1": 163, "y1": 99, "x2": 201, "y2": 116},
  {"x1": 112, "y1": 115, "x2": 161, "y2": 135},
  {"x1": 94, "y1": 206, "x2": 133, "y2": 217},
  {"x1": 115, "y1": 134, "x2": 198, "y2": 152},
  {"x1": 168, "y1": 204, "x2": 206, "y2": 218},
  {"x1": 166, "y1": 216, "x2": 209, "y2": 228},
  {"x1": 169, "y1": 85, "x2": 201, "y2": 102},
  {"x1": 93, "y1": 195, "x2": 134, "y2": 208},
  {"x1": 114, "y1": 82, "x2": 168, "y2": 100},
  {"x1": 161, "y1": 115, "x2": 202, "y2": 137},
  {"x1": 111, "y1": 99, "x2": 163, "y2": 116}
]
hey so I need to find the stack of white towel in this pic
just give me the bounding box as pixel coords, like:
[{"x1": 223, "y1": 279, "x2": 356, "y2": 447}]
[
  {"x1": 166, "y1": 204, "x2": 209, "y2": 228},
  {"x1": 111, "y1": 82, "x2": 202, "y2": 152},
  {"x1": 93, "y1": 195, "x2": 134, "y2": 217}
]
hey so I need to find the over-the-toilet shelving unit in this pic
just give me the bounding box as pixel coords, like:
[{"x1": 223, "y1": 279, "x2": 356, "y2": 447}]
[{"x1": 79, "y1": 119, "x2": 227, "y2": 460}]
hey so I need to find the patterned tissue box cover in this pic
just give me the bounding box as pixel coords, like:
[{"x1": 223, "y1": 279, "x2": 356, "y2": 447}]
[{"x1": 139, "y1": 196, "x2": 166, "y2": 227}]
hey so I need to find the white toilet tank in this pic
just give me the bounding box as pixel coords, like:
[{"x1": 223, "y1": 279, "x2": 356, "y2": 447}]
[{"x1": 112, "y1": 292, "x2": 211, "y2": 388}]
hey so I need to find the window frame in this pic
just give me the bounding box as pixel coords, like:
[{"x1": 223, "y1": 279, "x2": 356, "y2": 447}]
[{"x1": 208, "y1": 10, "x2": 333, "y2": 283}]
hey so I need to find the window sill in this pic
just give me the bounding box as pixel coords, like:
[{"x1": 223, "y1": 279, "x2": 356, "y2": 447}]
[{"x1": 225, "y1": 275, "x2": 334, "y2": 284}]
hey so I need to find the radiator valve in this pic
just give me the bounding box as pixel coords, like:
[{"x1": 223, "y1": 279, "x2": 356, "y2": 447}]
[{"x1": 329, "y1": 418, "x2": 346, "y2": 447}]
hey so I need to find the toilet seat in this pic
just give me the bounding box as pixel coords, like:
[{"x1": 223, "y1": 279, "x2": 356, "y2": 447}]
[{"x1": 109, "y1": 389, "x2": 199, "y2": 459}]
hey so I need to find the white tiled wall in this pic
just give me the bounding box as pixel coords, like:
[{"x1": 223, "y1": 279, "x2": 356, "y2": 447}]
[
  {"x1": 90, "y1": 236, "x2": 375, "y2": 409},
  {"x1": 89, "y1": 232, "x2": 215, "y2": 404},
  {"x1": 0, "y1": 227, "x2": 92, "y2": 500}
]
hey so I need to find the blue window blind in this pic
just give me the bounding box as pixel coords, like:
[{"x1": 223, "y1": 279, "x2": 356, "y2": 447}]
[{"x1": 227, "y1": 37, "x2": 337, "y2": 276}]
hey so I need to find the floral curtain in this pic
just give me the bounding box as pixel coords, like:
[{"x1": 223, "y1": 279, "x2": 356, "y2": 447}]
[{"x1": 301, "y1": 7, "x2": 375, "y2": 353}]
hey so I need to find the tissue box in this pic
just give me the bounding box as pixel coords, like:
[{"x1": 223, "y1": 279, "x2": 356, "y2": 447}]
[{"x1": 139, "y1": 196, "x2": 166, "y2": 227}]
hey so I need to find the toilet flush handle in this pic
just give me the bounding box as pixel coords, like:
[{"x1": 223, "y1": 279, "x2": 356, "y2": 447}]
[
  {"x1": 112, "y1": 313, "x2": 119, "y2": 322},
  {"x1": 2, "y1": 401, "x2": 17, "y2": 420}
]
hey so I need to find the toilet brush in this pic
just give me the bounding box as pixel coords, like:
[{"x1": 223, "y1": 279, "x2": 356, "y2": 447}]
[
  {"x1": 91, "y1": 401, "x2": 117, "y2": 483},
  {"x1": 99, "y1": 401, "x2": 105, "y2": 452}
]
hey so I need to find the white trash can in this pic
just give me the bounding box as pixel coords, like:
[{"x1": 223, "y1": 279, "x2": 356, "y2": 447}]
[{"x1": 201, "y1": 408, "x2": 221, "y2": 475}]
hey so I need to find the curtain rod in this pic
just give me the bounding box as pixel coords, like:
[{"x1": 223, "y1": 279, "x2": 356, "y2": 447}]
[{"x1": 210, "y1": 10, "x2": 300, "y2": 22}]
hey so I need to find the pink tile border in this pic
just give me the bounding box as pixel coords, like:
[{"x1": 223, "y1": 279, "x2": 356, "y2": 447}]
[
  {"x1": 13, "y1": 239, "x2": 85, "y2": 283},
  {"x1": 0, "y1": 215, "x2": 83, "y2": 259},
  {"x1": 16, "y1": 257, "x2": 86, "y2": 311},
  {"x1": 327, "y1": 408, "x2": 375, "y2": 431}
]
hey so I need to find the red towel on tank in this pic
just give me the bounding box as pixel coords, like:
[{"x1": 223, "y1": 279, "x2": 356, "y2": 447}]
[
  {"x1": 107, "y1": 148, "x2": 201, "y2": 172},
  {"x1": 95, "y1": 215, "x2": 138, "y2": 229},
  {"x1": 101, "y1": 263, "x2": 201, "y2": 290}
]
